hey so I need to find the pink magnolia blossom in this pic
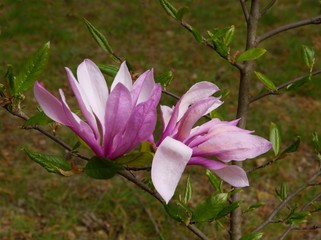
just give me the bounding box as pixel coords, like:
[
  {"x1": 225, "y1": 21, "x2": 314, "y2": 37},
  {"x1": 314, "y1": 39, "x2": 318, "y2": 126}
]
[
  {"x1": 34, "y1": 59, "x2": 161, "y2": 159},
  {"x1": 151, "y1": 82, "x2": 272, "y2": 203}
]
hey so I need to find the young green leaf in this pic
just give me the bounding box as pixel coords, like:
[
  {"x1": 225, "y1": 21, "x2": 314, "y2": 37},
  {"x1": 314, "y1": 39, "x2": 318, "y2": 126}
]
[
  {"x1": 270, "y1": 122, "x2": 281, "y2": 156},
  {"x1": 254, "y1": 71, "x2": 277, "y2": 91},
  {"x1": 183, "y1": 175, "x2": 192, "y2": 204},
  {"x1": 15, "y1": 42, "x2": 50, "y2": 93},
  {"x1": 301, "y1": 45, "x2": 315, "y2": 69},
  {"x1": 5, "y1": 65, "x2": 16, "y2": 96},
  {"x1": 286, "y1": 211, "x2": 310, "y2": 225},
  {"x1": 190, "y1": 26, "x2": 202, "y2": 43},
  {"x1": 84, "y1": 19, "x2": 113, "y2": 54},
  {"x1": 164, "y1": 202, "x2": 189, "y2": 224},
  {"x1": 206, "y1": 169, "x2": 223, "y2": 192},
  {"x1": 24, "y1": 148, "x2": 71, "y2": 176},
  {"x1": 236, "y1": 48, "x2": 266, "y2": 62},
  {"x1": 275, "y1": 182, "x2": 287, "y2": 201},
  {"x1": 155, "y1": 71, "x2": 173, "y2": 87},
  {"x1": 97, "y1": 64, "x2": 119, "y2": 77},
  {"x1": 84, "y1": 157, "x2": 122, "y2": 179},
  {"x1": 115, "y1": 152, "x2": 153, "y2": 166},
  {"x1": 223, "y1": 25, "x2": 235, "y2": 46},
  {"x1": 159, "y1": 0, "x2": 178, "y2": 19},
  {"x1": 192, "y1": 193, "x2": 228, "y2": 222},
  {"x1": 280, "y1": 137, "x2": 300, "y2": 155},
  {"x1": 216, "y1": 201, "x2": 239, "y2": 219},
  {"x1": 245, "y1": 202, "x2": 265, "y2": 213},
  {"x1": 312, "y1": 132, "x2": 321, "y2": 153},
  {"x1": 24, "y1": 110, "x2": 53, "y2": 126},
  {"x1": 240, "y1": 232, "x2": 264, "y2": 240},
  {"x1": 176, "y1": 7, "x2": 189, "y2": 21}
]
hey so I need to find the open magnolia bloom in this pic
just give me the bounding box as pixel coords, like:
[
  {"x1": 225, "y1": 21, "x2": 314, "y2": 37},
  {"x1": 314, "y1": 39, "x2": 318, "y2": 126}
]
[
  {"x1": 34, "y1": 59, "x2": 161, "y2": 159},
  {"x1": 151, "y1": 82, "x2": 272, "y2": 203}
]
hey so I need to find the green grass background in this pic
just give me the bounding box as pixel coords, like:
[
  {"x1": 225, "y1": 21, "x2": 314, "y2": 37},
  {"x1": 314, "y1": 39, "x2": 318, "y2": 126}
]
[{"x1": 0, "y1": 0, "x2": 321, "y2": 239}]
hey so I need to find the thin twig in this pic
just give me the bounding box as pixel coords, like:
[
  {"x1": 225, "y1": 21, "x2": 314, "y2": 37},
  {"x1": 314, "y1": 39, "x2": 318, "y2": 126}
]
[
  {"x1": 240, "y1": 0, "x2": 249, "y2": 22},
  {"x1": 247, "y1": 156, "x2": 283, "y2": 173},
  {"x1": 250, "y1": 69, "x2": 321, "y2": 103},
  {"x1": 252, "y1": 170, "x2": 321, "y2": 233},
  {"x1": 260, "y1": 0, "x2": 277, "y2": 16},
  {"x1": 257, "y1": 15, "x2": 321, "y2": 43},
  {"x1": 279, "y1": 192, "x2": 321, "y2": 239},
  {"x1": 162, "y1": 89, "x2": 180, "y2": 100}
]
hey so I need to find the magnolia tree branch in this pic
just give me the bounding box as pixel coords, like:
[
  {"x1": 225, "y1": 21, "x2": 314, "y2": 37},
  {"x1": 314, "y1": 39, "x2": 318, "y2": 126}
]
[
  {"x1": 240, "y1": 0, "x2": 249, "y2": 22},
  {"x1": 257, "y1": 15, "x2": 321, "y2": 43},
  {"x1": 260, "y1": 0, "x2": 277, "y2": 17},
  {"x1": 279, "y1": 191, "x2": 321, "y2": 239},
  {"x1": 252, "y1": 169, "x2": 321, "y2": 233},
  {"x1": 249, "y1": 69, "x2": 321, "y2": 103},
  {"x1": 3, "y1": 105, "x2": 209, "y2": 240}
]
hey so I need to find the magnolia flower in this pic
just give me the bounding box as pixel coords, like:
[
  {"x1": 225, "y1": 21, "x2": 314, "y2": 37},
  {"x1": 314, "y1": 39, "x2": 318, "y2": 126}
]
[
  {"x1": 34, "y1": 59, "x2": 161, "y2": 159},
  {"x1": 151, "y1": 82, "x2": 272, "y2": 203}
]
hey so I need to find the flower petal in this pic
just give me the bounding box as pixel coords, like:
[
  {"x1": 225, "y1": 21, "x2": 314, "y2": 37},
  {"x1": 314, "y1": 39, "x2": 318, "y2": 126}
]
[
  {"x1": 111, "y1": 61, "x2": 132, "y2": 91},
  {"x1": 189, "y1": 157, "x2": 249, "y2": 187},
  {"x1": 194, "y1": 132, "x2": 272, "y2": 161},
  {"x1": 104, "y1": 83, "x2": 133, "y2": 156},
  {"x1": 34, "y1": 81, "x2": 70, "y2": 125},
  {"x1": 131, "y1": 69, "x2": 155, "y2": 104},
  {"x1": 77, "y1": 59, "x2": 109, "y2": 128},
  {"x1": 152, "y1": 137, "x2": 193, "y2": 204},
  {"x1": 178, "y1": 81, "x2": 220, "y2": 120},
  {"x1": 160, "y1": 105, "x2": 174, "y2": 130}
]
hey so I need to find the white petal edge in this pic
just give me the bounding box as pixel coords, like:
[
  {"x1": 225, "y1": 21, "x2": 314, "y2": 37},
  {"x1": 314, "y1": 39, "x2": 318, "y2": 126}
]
[
  {"x1": 151, "y1": 137, "x2": 193, "y2": 204},
  {"x1": 111, "y1": 61, "x2": 133, "y2": 91}
]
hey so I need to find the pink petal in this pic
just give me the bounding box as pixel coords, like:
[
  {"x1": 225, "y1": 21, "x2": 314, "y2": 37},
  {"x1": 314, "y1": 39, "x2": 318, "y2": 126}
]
[
  {"x1": 189, "y1": 157, "x2": 249, "y2": 187},
  {"x1": 34, "y1": 81, "x2": 71, "y2": 125},
  {"x1": 111, "y1": 61, "x2": 133, "y2": 91},
  {"x1": 160, "y1": 105, "x2": 174, "y2": 130},
  {"x1": 131, "y1": 69, "x2": 155, "y2": 104},
  {"x1": 194, "y1": 132, "x2": 272, "y2": 162},
  {"x1": 152, "y1": 137, "x2": 193, "y2": 204},
  {"x1": 104, "y1": 83, "x2": 133, "y2": 156},
  {"x1": 77, "y1": 59, "x2": 109, "y2": 129},
  {"x1": 175, "y1": 98, "x2": 217, "y2": 141},
  {"x1": 178, "y1": 81, "x2": 220, "y2": 120}
]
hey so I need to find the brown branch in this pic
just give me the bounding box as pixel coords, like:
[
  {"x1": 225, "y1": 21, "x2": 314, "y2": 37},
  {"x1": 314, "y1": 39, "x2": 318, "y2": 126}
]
[
  {"x1": 240, "y1": 0, "x2": 249, "y2": 22},
  {"x1": 257, "y1": 15, "x2": 321, "y2": 43},
  {"x1": 260, "y1": 0, "x2": 277, "y2": 16},
  {"x1": 162, "y1": 89, "x2": 180, "y2": 101},
  {"x1": 250, "y1": 69, "x2": 321, "y2": 103},
  {"x1": 247, "y1": 156, "x2": 283, "y2": 173},
  {"x1": 252, "y1": 170, "x2": 321, "y2": 233}
]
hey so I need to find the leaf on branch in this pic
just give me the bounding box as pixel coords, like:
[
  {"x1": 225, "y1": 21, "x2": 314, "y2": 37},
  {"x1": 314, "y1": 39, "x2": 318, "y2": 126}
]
[
  {"x1": 280, "y1": 137, "x2": 300, "y2": 155},
  {"x1": 15, "y1": 42, "x2": 50, "y2": 93},
  {"x1": 24, "y1": 148, "x2": 72, "y2": 176},
  {"x1": 240, "y1": 232, "x2": 264, "y2": 240},
  {"x1": 176, "y1": 7, "x2": 189, "y2": 21},
  {"x1": 312, "y1": 132, "x2": 321, "y2": 153},
  {"x1": 223, "y1": 25, "x2": 235, "y2": 46},
  {"x1": 84, "y1": 19, "x2": 113, "y2": 54},
  {"x1": 254, "y1": 71, "x2": 277, "y2": 91},
  {"x1": 84, "y1": 157, "x2": 123, "y2": 179},
  {"x1": 236, "y1": 48, "x2": 266, "y2": 62},
  {"x1": 115, "y1": 152, "x2": 153, "y2": 167},
  {"x1": 270, "y1": 122, "x2": 281, "y2": 156},
  {"x1": 301, "y1": 45, "x2": 315, "y2": 69},
  {"x1": 206, "y1": 169, "x2": 223, "y2": 192},
  {"x1": 155, "y1": 71, "x2": 173, "y2": 87},
  {"x1": 159, "y1": 0, "x2": 178, "y2": 19},
  {"x1": 24, "y1": 110, "x2": 53, "y2": 126},
  {"x1": 286, "y1": 211, "x2": 311, "y2": 225},
  {"x1": 164, "y1": 202, "x2": 190, "y2": 224},
  {"x1": 183, "y1": 175, "x2": 192, "y2": 204},
  {"x1": 97, "y1": 64, "x2": 119, "y2": 77},
  {"x1": 275, "y1": 182, "x2": 287, "y2": 201},
  {"x1": 5, "y1": 65, "x2": 16, "y2": 96},
  {"x1": 190, "y1": 26, "x2": 202, "y2": 43}
]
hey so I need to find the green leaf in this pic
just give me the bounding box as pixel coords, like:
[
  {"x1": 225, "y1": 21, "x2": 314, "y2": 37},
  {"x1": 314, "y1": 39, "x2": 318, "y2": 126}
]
[
  {"x1": 275, "y1": 182, "x2": 287, "y2": 201},
  {"x1": 240, "y1": 232, "x2": 264, "y2": 240},
  {"x1": 192, "y1": 193, "x2": 228, "y2": 222},
  {"x1": 97, "y1": 64, "x2": 119, "y2": 77},
  {"x1": 223, "y1": 25, "x2": 235, "y2": 46},
  {"x1": 164, "y1": 202, "x2": 189, "y2": 223},
  {"x1": 302, "y1": 45, "x2": 315, "y2": 69},
  {"x1": 5, "y1": 65, "x2": 15, "y2": 96},
  {"x1": 84, "y1": 19, "x2": 113, "y2": 54},
  {"x1": 15, "y1": 42, "x2": 50, "y2": 93},
  {"x1": 286, "y1": 211, "x2": 310, "y2": 225},
  {"x1": 270, "y1": 122, "x2": 281, "y2": 156},
  {"x1": 176, "y1": 7, "x2": 189, "y2": 21},
  {"x1": 312, "y1": 132, "x2": 321, "y2": 153},
  {"x1": 210, "y1": 110, "x2": 224, "y2": 121},
  {"x1": 155, "y1": 71, "x2": 173, "y2": 87},
  {"x1": 24, "y1": 148, "x2": 71, "y2": 176},
  {"x1": 84, "y1": 157, "x2": 122, "y2": 179},
  {"x1": 183, "y1": 175, "x2": 192, "y2": 204},
  {"x1": 286, "y1": 77, "x2": 308, "y2": 91},
  {"x1": 254, "y1": 71, "x2": 277, "y2": 91},
  {"x1": 190, "y1": 26, "x2": 202, "y2": 43},
  {"x1": 115, "y1": 152, "x2": 153, "y2": 167},
  {"x1": 280, "y1": 137, "x2": 300, "y2": 155},
  {"x1": 216, "y1": 201, "x2": 239, "y2": 219},
  {"x1": 245, "y1": 202, "x2": 265, "y2": 212},
  {"x1": 24, "y1": 111, "x2": 53, "y2": 126},
  {"x1": 236, "y1": 48, "x2": 266, "y2": 62},
  {"x1": 206, "y1": 169, "x2": 223, "y2": 192},
  {"x1": 159, "y1": 0, "x2": 178, "y2": 19}
]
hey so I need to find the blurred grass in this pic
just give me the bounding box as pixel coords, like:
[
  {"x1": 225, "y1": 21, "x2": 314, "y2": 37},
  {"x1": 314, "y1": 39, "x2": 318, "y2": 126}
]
[{"x1": 0, "y1": 0, "x2": 321, "y2": 239}]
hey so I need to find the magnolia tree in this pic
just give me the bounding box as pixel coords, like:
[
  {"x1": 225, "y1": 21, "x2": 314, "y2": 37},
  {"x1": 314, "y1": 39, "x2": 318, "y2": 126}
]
[{"x1": 1, "y1": 1, "x2": 321, "y2": 239}]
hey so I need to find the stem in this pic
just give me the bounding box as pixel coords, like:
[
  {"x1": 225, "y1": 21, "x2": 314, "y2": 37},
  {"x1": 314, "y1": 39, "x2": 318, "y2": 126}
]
[
  {"x1": 230, "y1": 1, "x2": 260, "y2": 239},
  {"x1": 257, "y1": 15, "x2": 321, "y2": 43},
  {"x1": 260, "y1": 0, "x2": 277, "y2": 16}
]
